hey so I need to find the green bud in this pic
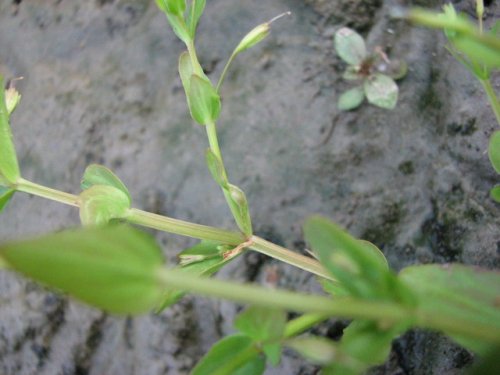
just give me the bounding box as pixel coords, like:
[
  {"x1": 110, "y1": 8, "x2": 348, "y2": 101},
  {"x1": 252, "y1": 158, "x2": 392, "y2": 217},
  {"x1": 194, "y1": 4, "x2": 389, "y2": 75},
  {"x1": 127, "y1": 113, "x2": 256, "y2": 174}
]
[{"x1": 5, "y1": 86, "x2": 21, "y2": 115}]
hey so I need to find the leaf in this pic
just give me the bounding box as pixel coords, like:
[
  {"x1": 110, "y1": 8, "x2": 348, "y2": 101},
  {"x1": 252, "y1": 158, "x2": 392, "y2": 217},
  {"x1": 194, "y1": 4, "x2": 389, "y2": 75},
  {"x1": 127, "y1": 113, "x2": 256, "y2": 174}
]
[
  {"x1": 338, "y1": 86, "x2": 365, "y2": 111},
  {"x1": 450, "y1": 33, "x2": 500, "y2": 70},
  {"x1": 342, "y1": 66, "x2": 363, "y2": 81},
  {"x1": 399, "y1": 264, "x2": 500, "y2": 354},
  {"x1": 155, "y1": 0, "x2": 186, "y2": 17},
  {"x1": 364, "y1": 74, "x2": 398, "y2": 109},
  {"x1": 188, "y1": 74, "x2": 221, "y2": 125},
  {"x1": 235, "y1": 306, "x2": 287, "y2": 365},
  {"x1": 187, "y1": 0, "x2": 206, "y2": 37},
  {"x1": 0, "y1": 225, "x2": 165, "y2": 315},
  {"x1": 179, "y1": 51, "x2": 193, "y2": 95},
  {"x1": 192, "y1": 334, "x2": 264, "y2": 375},
  {"x1": 0, "y1": 186, "x2": 15, "y2": 213},
  {"x1": 0, "y1": 76, "x2": 21, "y2": 184},
  {"x1": 334, "y1": 28, "x2": 367, "y2": 66},
  {"x1": 226, "y1": 184, "x2": 253, "y2": 236},
  {"x1": 81, "y1": 164, "x2": 131, "y2": 203},
  {"x1": 164, "y1": 9, "x2": 191, "y2": 44},
  {"x1": 286, "y1": 336, "x2": 338, "y2": 365},
  {"x1": 206, "y1": 148, "x2": 229, "y2": 188},
  {"x1": 488, "y1": 131, "x2": 500, "y2": 174},
  {"x1": 79, "y1": 185, "x2": 131, "y2": 226},
  {"x1": 490, "y1": 185, "x2": 500, "y2": 203}
]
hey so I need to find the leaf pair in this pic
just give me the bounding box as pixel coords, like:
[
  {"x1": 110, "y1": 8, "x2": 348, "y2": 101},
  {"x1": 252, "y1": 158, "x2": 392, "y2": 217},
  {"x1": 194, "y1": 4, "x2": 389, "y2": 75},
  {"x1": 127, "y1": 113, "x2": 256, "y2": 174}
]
[{"x1": 192, "y1": 306, "x2": 287, "y2": 375}]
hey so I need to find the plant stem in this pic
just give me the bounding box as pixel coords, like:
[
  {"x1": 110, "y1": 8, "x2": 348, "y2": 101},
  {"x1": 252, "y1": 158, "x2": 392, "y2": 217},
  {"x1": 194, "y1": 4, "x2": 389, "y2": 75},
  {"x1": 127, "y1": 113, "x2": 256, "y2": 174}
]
[
  {"x1": 15, "y1": 178, "x2": 80, "y2": 207},
  {"x1": 284, "y1": 313, "x2": 331, "y2": 339},
  {"x1": 216, "y1": 52, "x2": 237, "y2": 93},
  {"x1": 479, "y1": 78, "x2": 500, "y2": 127},
  {"x1": 251, "y1": 236, "x2": 334, "y2": 280}
]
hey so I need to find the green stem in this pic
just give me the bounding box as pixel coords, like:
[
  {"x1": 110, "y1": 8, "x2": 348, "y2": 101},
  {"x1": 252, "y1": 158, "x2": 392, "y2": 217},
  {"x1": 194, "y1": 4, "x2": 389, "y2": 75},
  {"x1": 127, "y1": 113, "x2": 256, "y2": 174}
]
[
  {"x1": 186, "y1": 39, "x2": 204, "y2": 77},
  {"x1": 479, "y1": 78, "x2": 500, "y2": 127},
  {"x1": 216, "y1": 52, "x2": 237, "y2": 93},
  {"x1": 251, "y1": 236, "x2": 334, "y2": 281},
  {"x1": 284, "y1": 313, "x2": 331, "y2": 339},
  {"x1": 15, "y1": 178, "x2": 80, "y2": 207}
]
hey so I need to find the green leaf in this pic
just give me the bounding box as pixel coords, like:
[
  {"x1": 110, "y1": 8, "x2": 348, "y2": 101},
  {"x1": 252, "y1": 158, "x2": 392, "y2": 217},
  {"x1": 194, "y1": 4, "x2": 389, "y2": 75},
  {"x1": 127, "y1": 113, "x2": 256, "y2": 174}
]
[
  {"x1": 187, "y1": 0, "x2": 206, "y2": 37},
  {"x1": 450, "y1": 32, "x2": 500, "y2": 70},
  {"x1": 490, "y1": 185, "x2": 500, "y2": 203},
  {"x1": 399, "y1": 264, "x2": 500, "y2": 354},
  {"x1": 155, "y1": 0, "x2": 186, "y2": 17},
  {"x1": 206, "y1": 148, "x2": 229, "y2": 188},
  {"x1": 0, "y1": 76, "x2": 21, "y2": 184},
  {"x1": 192, "y1": 334, "x2": 264, "y2": 375},
  {"x1": 364, "y1": 74, "x2": 398, "y2": 109},
  {"x1": 334, "y1": 27, "x2": 367, "y2": 66},
  {"x1": 286, "y1": 336, "x2": 338, "y2": 365},
  {"x1": 235, "y1": 306, "x2": 286, "y2": 365},
  {"x1": 179, "y1": 51, "x2": 193, "y2": 95},
  {"x1": 188, "y1": 74, "x2": 221, "y2": 125},
  {"x1": 338, "y1": 86, "x2": 365, "y2": 111},
  {"x1": 0, "y1": 225, "x2": 165, "y2": 315},
  {"x1": 163, "y1": 9, "x2": 191, "y2": 44},
  {"x1": 81, "y1": 164, "x2": 131, "y2": 203},
  {"x1": 488, "y1": 131, "x2": 500, "y2": 174},
  {"x1": 342, "y1": 66, "x2": 363, "y2": 81},
  {"x1": 0, "y1": 186, "x2": 15, "y2": 213},
  {"x1": 79, "y1": 185, "x2": 131, "y2": 226},
  {"x1": 226, "y1": 184, "x2": 253, "y2": 236}
]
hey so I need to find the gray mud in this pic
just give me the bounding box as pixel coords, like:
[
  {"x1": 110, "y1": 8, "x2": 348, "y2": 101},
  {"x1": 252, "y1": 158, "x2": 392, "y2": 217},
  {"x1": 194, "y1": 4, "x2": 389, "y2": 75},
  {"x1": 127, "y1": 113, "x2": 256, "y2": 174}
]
[{"x1": 0, "y1": 0, "x2": 499, "y2": 374}]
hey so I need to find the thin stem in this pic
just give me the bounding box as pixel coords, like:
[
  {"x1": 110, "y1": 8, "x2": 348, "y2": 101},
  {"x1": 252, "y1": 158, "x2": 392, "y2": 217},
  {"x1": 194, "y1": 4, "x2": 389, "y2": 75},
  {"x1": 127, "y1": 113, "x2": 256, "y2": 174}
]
[
  {"x1": 479, "y1": 78, "x2": 500, "y2": 127},
  {"x1": 284, "y1": 313, "x2": 331, "y2": 339},
  {"x1": 251, "y1": 236, "x2": 334, "y2": 281},
  {"x1": 127, "y1": 208, "x2": 245, "y2": 245},
  {"x1": 15, "y1": 178, "x2": 80, "y2": 207},
  {"x1": 216, "y1": 52, "x2": 237, "y2": 93},
  {"x1": 186, "y1": 39, "x2": 204, "y2": 77}
]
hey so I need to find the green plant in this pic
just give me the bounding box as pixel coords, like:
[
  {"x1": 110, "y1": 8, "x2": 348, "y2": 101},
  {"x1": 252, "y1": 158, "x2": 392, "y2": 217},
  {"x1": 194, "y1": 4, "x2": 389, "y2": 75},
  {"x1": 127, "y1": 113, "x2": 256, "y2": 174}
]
[
  {"x1": 0, "y1": 1, "x2": 499, "y2": 374},
  {"x1": 334, "y1": 27, "x2": 407, "y2": 111},
  {"x1": 404, "y1": 1, "x2": 500, "y2": 202}
]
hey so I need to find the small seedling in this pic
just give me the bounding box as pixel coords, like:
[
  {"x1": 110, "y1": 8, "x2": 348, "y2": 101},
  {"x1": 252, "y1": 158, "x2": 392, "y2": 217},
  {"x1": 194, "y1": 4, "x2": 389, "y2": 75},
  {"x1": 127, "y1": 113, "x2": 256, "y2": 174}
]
[{"x1": 334, "y1": 27, "x2": 407, "y2": 111}]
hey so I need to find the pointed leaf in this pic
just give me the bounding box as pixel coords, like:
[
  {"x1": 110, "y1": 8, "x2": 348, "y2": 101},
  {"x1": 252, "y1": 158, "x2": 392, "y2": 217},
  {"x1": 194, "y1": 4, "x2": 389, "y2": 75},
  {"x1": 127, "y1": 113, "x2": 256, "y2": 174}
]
[
  {"x1": 0, "y1": 225, "x2": 165, "y2": 315},
  {"x1": 155, "y1": 0, "x2": 186, "y2": 16},
  {"x1": 81, "y1": 164, "x2": 131, "y2": 203},
  {"x1": 192, "y1": 334, "x2": 264, "y2": 375},
  {"x1": 0, "y1": 76, "x2": 20, "y2": 184},
  {"x1": 206, "y1": 148, "x2": 229, "y2": 188},
  {"x1": 364, "y1": 74, "x2": 398, "y2": 109},
  {"x1": 334, "y1": 28, "x2": 367, "y2": 65},
  {"x1": 0, "y1": 186, "x2": 15, "y2": 213},
  {"x1": 79, "y1": 185, "x2": 130, "y2": 226},
  {"x1": 338, "y1": 86, "x2": 365, "y2": 111},
  {"x1": 490, "y1": 185, "x2": 500, "y2": 203},
  {"x1": 488, "y1": 131, "x2": 500, "y2": 174},
  {"x1": 187, "y1": 0, "x2": 206, "y2": 37},
  {"x1": 188, "y1": 75, "x2": 221, "y2": 125}
]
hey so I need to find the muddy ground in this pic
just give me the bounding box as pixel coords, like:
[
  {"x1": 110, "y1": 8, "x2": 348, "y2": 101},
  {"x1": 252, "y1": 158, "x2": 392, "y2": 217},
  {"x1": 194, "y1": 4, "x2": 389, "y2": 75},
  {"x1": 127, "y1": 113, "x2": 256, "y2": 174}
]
[{"x1": 0, "y1": 0, "x2": 499, "y2": 374}]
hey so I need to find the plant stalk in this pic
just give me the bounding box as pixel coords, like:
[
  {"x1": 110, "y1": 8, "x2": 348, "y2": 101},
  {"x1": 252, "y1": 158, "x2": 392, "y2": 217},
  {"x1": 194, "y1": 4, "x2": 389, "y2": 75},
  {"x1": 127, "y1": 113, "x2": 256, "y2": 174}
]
[
  {"x1": 284, "y1": 313, "x2": 331, "y2": 339},
  {"x1": 479, "y1": 78, "x2": 500, "y2": 127},
  {"x1": 15, "y1": 178, "x2": 80, "y2": 207}
]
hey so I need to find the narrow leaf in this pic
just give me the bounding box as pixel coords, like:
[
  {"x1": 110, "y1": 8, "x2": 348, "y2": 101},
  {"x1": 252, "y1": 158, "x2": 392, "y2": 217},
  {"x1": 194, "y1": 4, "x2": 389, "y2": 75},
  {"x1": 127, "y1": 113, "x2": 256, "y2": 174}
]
[
  {"x1": 79, "y1": 185, "x2": 131, "y2": 226},
  {"x1": 187, "y1": 0, "x2": 206, "y2": 37},
  {"x1": 334, "y1": 28, "x2": 367, "y2": 65},
  {"x1": 81, "y1": 164, "x2": 131, "y2": 203},
  {"x1": 488, "y1": 131, "x2": 500, "y2": 174},
  {"x1": 0, "y1": 225, "x2": 165, "y2": 315},
  {"x1": 338, "y1": 86, "x2": 365, "y2": 111},
  {"x1": 0, "y1": 186, "x2": 15, "y2": 213},
  {"x1": 188, "y1": 75, "x2": 221, "y2": 125},
  {"x1": 0, "y1": 76, "x2": 21, "y2": 184},
  {"x1": 286, "y1": 336, "x2": 338, "y2": 365},
  {"x1": 364, "y1": 74, "x2": 398, "y2": 109},
  {"x1": 206, "y1": 148, "x2": 229, "y2": 188}
]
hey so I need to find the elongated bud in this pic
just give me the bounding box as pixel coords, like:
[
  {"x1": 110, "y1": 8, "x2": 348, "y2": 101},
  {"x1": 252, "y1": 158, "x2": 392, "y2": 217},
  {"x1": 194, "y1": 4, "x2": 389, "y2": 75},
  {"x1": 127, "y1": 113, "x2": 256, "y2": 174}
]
[{"x1": 234, "y1": 12, "x2": 291, "y2": 55}]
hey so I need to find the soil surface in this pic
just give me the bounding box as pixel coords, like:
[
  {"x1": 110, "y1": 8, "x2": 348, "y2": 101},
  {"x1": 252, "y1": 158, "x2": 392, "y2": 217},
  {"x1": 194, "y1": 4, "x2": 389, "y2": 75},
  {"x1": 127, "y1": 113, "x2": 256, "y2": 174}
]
[{"x1": 0, "y1": 0, "x2": 499, "y2": 374}]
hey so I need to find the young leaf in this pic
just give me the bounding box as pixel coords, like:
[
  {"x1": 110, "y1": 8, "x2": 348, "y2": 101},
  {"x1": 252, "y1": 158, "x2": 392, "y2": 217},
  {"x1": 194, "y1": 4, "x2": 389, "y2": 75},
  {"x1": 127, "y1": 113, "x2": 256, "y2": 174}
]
[
  {"x1": 79, "y1": 185, "x2": 131, "y2": 226},
  {"x1": 488, "y1": 131, "x2": 500, "y2": 174},
  {"x1": 235, "y1": 306, "x2": 287, "y2": 366},
  {"x1": 0, "y1": 225, "x2": 165, "y2": 315},
  {"x1": 155, "y1": 0, "x2": 186, "y2": 17},
  {"x1": 286, "y1": 336, "x2": 338, "y2": 365},
  {"x1": 206, "y1": 148, "x2": 229, "y2": 188},
  {"x1": 192, "y1": 334, "x2": 265, "y2": 375},
  {"x1": 0, "y1": 76, "x2": 21, "y2": 184},
  {"x1": 178, "y1": 51, "x2": 193, "y2": 95},
  {"x1": 338, "y1": 86, "x2": 365, "y2": 111},
  {"x1": 334, "y1": 28, "x2": 367, "y2": 66},
  {"x1": 188, "y1": 75, "x2": 221, "y2": 125},
  {"x1": 364, "y1": 74, "x2": 398, "y2": 109},
  {"x1": 187, "y1": 0, "x2": 206, "y2": 37},
  {"x1": 490, "y1": 185, "x2": 500, "y2": 203},
  {"x1": 399, "y1": 264, "x2": 500, "y2": 353},
  {"x1": 0, "y1": 186, "x2": 15, "y2": 213},
  {"x1": 81, "y1": 164, "x2": 131, "y2": 203},
  {"x1": 226, "y1": 184, "x2": 253, "y2": 236}
]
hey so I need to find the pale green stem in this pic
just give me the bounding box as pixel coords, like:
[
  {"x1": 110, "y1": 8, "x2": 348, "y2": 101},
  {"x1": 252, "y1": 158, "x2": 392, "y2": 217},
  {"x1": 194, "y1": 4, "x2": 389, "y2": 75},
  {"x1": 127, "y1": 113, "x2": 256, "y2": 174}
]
[
  {"x1": 216, "y1": 52, "x2": 238, "y2": 93},
  {"x1": 479, "y1": 78, "x2": 500, "y2": 127},
  {"x1": 284, "y1": 313, "x2": 331, "y2": 339},
  {"x1": 15, "y1": 178, "x2": 80, "y2": 207}
]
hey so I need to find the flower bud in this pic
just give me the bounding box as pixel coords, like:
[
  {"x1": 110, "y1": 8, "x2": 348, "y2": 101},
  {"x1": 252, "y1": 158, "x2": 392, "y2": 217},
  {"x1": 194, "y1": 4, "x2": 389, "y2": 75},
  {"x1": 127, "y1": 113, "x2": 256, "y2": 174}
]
[{"x1": 5, "y1": 83, "x2": 21, "y2": 116}]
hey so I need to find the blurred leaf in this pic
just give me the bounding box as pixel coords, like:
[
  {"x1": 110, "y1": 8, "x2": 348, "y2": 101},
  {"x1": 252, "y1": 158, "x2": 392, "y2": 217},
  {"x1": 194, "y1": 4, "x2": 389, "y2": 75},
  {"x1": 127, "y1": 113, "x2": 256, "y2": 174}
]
[
  {"x1": 342, "y1": 66, "x2": 363, "y2": 81},
  {"x1": 450, "y1": 34, "x2": 500, "y2": 69},
  {"x1": 81, "y1": 164, "x2": 131, "y2": 203},
  {"x1": 226, "y1": 184, "x2": 253, "y2": 236},
  {"x1": 468, "y1": 344, "x2": 500, "y2": 375},
  {"x1": 79, "y1": 185, "x2": 130, "y2": 226},
  {"x1": 155, "y1": 0, "x2": 186, "y2": 16},
  {"x1": 490, "y1": 186, "x2": 500, "y2": 203},
  {"x1": 188, "y1": 74, "x2": 221, "y2": 125},
  {"x1": 0, "y1": 225, "x2": 165, "y2": 315},
  {"x1": 488, "y1": 131, "x2": 500, "y2": 174},
  {"x1": 338, "y1": 86, "x2": 365, "y2": 111},
  {"x1": 187, "y1": 0, "x2": 206, "y2": 37},
  {"x1": 0, "y1": 76, "x2": 20, "y2": 184},
  {"x1": 179, "y1": 51, "x2": 193, "y2": 95},
  {"x1": 334, "y1": 28, "x2": 367, "y2": 66},
  {"x1": 206, "y1": 148, "x2": 229, "y2": 188},
  {"x1": 5, "y1": 85, "x2": 21, "y2": 115},
  {"x1": 0, "y1": 186, "x2": 14, "y2": 213},
  {"x1": 318, "y1": 278, "x2": 351, "y2": 297},
  {"x1": 364, "y1": 74, "x2": 398, "y2": 109},
  {"x1": 286, "y1": 336, "x2": 338, "y2": 365},
  {"x1": 399, "y1": 264, "x2": 500, "y2": 354},
  {"x1": 192, "y1": 334, "x2": 264, "y2": 375},
  {"x1": 235, "y1": 306, "x2": 287, "y2": 366}
]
